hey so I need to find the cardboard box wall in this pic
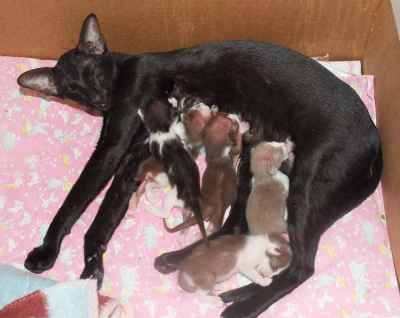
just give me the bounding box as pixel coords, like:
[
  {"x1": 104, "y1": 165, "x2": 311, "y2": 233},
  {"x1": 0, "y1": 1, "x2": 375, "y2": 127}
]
[{"x1": 0, "y1": 0, "x2": 399, "y2": 284}]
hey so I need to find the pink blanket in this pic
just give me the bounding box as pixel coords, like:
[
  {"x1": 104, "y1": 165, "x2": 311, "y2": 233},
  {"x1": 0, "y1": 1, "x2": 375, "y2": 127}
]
[{"x1": 1, "y1": 57, "x2": 399, "y2": 317}]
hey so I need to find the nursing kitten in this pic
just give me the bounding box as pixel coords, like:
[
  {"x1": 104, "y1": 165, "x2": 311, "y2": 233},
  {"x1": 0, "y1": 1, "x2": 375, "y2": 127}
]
[
  {"x1": 181, "y1": 102, "x2": 213, "y2": 158},
  {"x1": 246, "y1": 140, "x2": 294, "y2": 273},
  {"x1": 129, "y1": 103, "x2": 211, "y2": 215},
  {"x1": 128, "y1": 156, "x2": 184, "y2": 215},
  {"x1": 178, "y1": 234, "x2": 279, "y2": 294},
  {"x1": 165, "y1": 112, "x2": 241, "y2": 234}
]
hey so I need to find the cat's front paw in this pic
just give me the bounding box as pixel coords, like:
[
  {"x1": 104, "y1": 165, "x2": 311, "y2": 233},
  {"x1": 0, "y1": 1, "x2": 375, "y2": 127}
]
[
  {"x1": 80, "y1": 253, "x2": 104, "y2": 290},
  {"x1": 221, "y1": 299, "x2": 260, "y2": 318},
  {"x1": 24, "y1": 243, "x2": 59, "y2": 273}
]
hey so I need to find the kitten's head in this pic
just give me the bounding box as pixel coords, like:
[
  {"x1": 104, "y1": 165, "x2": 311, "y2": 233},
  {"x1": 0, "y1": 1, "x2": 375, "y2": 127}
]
[
  {"x1": 183, "y1": 103, "x2": 212, "y2": 143},
  {"x1": 17, "y1": 14, "x2": 116, "y2": 113},
  {"x1": 202, "y1": 114, "x2": 240, "y2": 160},
  {"x1": 250, "y1": 142, "x2": 288, "y2": 177}
]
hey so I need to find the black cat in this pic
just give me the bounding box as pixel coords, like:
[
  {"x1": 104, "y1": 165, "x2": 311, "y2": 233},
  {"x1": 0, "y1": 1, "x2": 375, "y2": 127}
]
[{"x1": 17, "y1": 14, "x2": 382, "y2": 318}]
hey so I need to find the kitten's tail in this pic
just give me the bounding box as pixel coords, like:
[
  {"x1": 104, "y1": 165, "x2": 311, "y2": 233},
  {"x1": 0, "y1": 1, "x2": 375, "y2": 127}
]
[{"x1": 163, "y1": 217, "x2": 198, "y2": 233}]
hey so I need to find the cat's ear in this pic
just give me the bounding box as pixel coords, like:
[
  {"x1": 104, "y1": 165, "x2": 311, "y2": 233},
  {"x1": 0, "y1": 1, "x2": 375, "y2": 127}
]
[
  {"x1": 17, "y1": 67, "x2": 58, "y2": 96},
  {"x1": 78, "y1": 13, "x2": 107, "y2": 55}
]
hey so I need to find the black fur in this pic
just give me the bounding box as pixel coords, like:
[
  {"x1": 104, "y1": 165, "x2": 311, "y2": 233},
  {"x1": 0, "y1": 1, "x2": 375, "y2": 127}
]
[
  {"x1": 144, "y1": 98, "x2": 209, "y2": 240},
  {"x1": 17, "y1": 14, "x2": 382, "y2": 318}
]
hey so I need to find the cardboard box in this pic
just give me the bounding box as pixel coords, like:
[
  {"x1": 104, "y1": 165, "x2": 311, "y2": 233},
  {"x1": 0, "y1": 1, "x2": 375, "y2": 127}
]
[{"x1": 0, "y1": 0, "x2": 399, "y2": 284}]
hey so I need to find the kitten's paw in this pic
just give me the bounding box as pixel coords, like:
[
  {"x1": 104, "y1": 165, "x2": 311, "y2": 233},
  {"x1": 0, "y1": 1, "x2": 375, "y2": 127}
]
[
  {"x1": 154, "y1": 251, "x2": 185, "y2": 274},
  {"x1": 206, "y1": 223, "x2": 219, "y2": 235},
  {"x1": 258, "y1": 277, "x2": 272, "y2": 287},
  {"x1": 80, "y1": 254, "x2": 104, "y2": 290},
  {"x1": 24, "y1": 243, "x2": 59, "y2": 273},
  {"x1": 256, "y1": 263, "x2": 273, "y2": 278}
]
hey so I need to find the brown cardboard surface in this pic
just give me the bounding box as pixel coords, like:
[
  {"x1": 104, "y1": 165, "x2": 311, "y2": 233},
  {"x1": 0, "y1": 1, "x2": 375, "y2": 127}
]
[
  {"x1": 0, "y1": 0, "x2": 379, "y2": 59},
  {"x1": 364, "y1": 0, "x2": 400, "y2": 283}
]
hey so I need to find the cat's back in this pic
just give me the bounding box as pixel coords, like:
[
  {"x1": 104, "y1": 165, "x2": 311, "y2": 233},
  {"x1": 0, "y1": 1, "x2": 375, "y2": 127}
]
[{"x1": 166, "y1": 40, "x2": 372, "y2": 129}]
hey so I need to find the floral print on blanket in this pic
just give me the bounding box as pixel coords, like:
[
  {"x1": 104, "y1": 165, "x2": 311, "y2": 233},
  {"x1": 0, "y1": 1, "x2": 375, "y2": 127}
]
[{"x1": 0, "y1": 57, "x2": 399, "y2": 317}]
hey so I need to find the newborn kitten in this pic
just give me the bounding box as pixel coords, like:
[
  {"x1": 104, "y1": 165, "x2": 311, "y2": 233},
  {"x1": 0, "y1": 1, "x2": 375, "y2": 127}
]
[
  {"x1": 130, "y1": 103, "x2": 211, "y2": 216},
  {"x1": 165, "y1": 112, "x2": 241, "y2": 234},
  {"x1": 128, "y1": 156, "x2": 165, "y2": 211},
  {"x1": 129, "y1": 103, "x2": 211, "y2": 220},
  {"x1": 182, "y1": 102, "x2": 213, "y2": 158},
  {"x1": 136, "y1": 156, "x2": 164, "y2": 182},
  {"x1": 178, "y1": 234, "x2": 279, "y2": 294},
  {"x1": 246, "y1": 140, "x2": 294, "y2": 272}
]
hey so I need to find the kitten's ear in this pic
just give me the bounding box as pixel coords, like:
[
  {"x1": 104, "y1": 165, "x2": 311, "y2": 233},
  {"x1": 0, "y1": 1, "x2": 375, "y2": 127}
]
[
  {"x1": 78, "y1": 13, "x2": 107, "y2": 55},
  {"x1": 17, "y1": 67, "x2": 58, "y2": 96}
]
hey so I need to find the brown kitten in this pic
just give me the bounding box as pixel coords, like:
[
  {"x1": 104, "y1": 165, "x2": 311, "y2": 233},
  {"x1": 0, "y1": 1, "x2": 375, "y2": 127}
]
[
  {"x1": 246, "y1": 140, "x2": 294, "y2": 273},
  {"x1": 178, "y1": 234, "x2": 279, "y2": 294},
  {"x1": 247, "y1": 141, "x2": 293, "y2": 236},
  {"x1": 182, "y1": 103, "x2": 212, "y2": 158},
  {"x1": 135, "y1": 156, "x2": 164, "y2": 183},
  {"x1": 165, "y1": 112, "x2": 241, "y2": 234},
  {"x1": 129, "y1": 104, "x2": 211, "y2": 212}
]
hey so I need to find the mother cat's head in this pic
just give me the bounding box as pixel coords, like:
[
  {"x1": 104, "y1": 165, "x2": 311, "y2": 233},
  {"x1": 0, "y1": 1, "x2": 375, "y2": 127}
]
[{"x1": 17, "y1": 14, "x2": 116, "y2": 113}]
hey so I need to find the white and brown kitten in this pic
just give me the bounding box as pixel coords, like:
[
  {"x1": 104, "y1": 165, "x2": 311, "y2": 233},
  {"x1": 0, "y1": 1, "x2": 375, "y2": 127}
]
[
  {"x1": 178, "y1": 234, "x2": 280, "y2": 294},
  {"x1": 246, "y1": 140, "x2": 295, "y2": 273}
]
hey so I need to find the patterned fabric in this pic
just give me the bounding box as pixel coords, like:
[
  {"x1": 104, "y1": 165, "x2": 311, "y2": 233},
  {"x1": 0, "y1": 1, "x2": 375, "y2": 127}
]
[
  {"x1": 0, "y1": 264, "x2": 124, "y2": 318},
  {"x1": 0, "y1": 57, "x2": 399, "y2": 317}
]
